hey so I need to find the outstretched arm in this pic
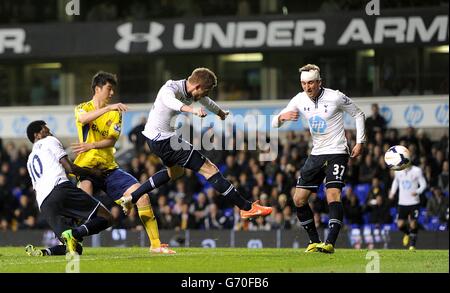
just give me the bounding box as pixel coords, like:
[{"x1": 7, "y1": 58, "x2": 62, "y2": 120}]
[
  {"x1": 272, "y1": 97, "x2": 299, "y2": 128},
  {"x1": 71, "y1": 138, "x2": 116, "y2": 155},
  {"x1": 199, "y1": 97, "x2": 229, "y2": 120},
  {"x1": 60, "y1": 156, "x2": 104, "y2": 178},
  {"x1": 76, "y1": 103, "x2": 128, "y2": 125}
]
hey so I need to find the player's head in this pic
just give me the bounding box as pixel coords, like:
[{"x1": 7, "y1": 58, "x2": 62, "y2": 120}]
[
  {"x1": 26, "y1": 120, "x2": 51, "y2": 143},
  {"x1": 187, "y1": 67, "x2": 217, "y2": 100},
  {"x1": 299, "y1": 64, "x2": 322, "y2": 98},
  {"x1": 91, "y1": 71, "x2": 118, "y2": 103}
]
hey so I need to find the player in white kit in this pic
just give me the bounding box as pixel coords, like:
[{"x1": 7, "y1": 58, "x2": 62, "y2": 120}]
[
  {"x1": 25, "y1": 120, "x2": 112, "y2": 256},
  {"x1": 272, "y1": 64, "x2": 366, "y2": 253},
  {"x1": 389, "y1": 164, "x2": 427, "y2": 250},
  {"x1": 116, "y1": 67, "x2": 272, "y2": 220}
]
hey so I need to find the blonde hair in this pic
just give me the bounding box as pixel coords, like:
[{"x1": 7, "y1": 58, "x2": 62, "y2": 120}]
[
  {"x1": 188, "y1": 67, "x2": 218, "y2": 89},
  {"x1": 299, "y1": 64, "x2": 321, "y2": 73},
  {"x1": 299, "y1": 64, "x2": 321, "y2": 81}
]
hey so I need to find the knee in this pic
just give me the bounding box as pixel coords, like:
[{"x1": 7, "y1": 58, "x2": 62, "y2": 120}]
[
  {"x1": 136, "y1": 194, "x2": 150, "y2": 207},
  {"x1": 293, "y1": 192, "x2": 309, "y2": 207},
  {"x1": 326, "y1": 189, "x2": 341, "y2": 202},
  {"x1": 169, "y1": 166, "x2": 184, "y2": 180},
  {"x1": 201, "y1": 160, "x2": 219, "y2": 178}
]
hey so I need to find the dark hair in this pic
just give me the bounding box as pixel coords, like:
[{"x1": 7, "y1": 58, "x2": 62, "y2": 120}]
[
  {"x1": 26, "y1": 120, "x2": 46, "y2": 143},
  {"x1": 91, "y1": 71, "x2": 118, "y2": 93}
]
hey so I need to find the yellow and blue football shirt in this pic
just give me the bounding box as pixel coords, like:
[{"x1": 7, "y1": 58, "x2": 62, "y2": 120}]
[{"x1": 74, "y1": 100, "x2": 121, "y2": 170}]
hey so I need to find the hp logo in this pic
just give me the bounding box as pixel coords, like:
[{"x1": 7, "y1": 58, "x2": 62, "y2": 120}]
[
  {"x1": 404, "y1": 105, "x2": 423, "y2": 126},
  {"x1": 435, "y1": 104, "x2": 449, "y2": 125}
]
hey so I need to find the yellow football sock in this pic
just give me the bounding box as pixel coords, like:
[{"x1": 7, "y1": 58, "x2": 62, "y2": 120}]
[{"x1": 137, "y1": 205, "x2": 161, "y2": 249}]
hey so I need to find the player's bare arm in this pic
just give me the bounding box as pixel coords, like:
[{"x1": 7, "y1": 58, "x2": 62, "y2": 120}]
[
  {"x1": 77, "y1": 103, "x2": 128, "y2": 125},
  {"x1": 218, "y1": 109, "x2": 230, "y2": 120},
  {"x1": 278, "y1": 111, "x2": 299, "y2": 123},
  {"x1": 59, "y1": 156, "x2": 105, "y2": 178},
  {"x1": 71, "y1": 138, "x2": 116, "y2": 155},
  {"x1": 350, "y1": 143, "x2": 364, "y2": 158},
  {"x1": 181, "y1": 105, "x2": 207, "y2": 117}
]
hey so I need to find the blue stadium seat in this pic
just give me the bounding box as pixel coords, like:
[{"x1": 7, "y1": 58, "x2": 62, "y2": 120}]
[
  {"x1": 429, "y1": 217, "x2": 441, "y2": 231},
  {"x1": 354, "y1": 183, "x2": 371, "y2": 203},
  {"x1": 390, "y1": 207, "x2": 397, "y2": 219},
  {"x1": 362, "y1": 213, "x2": 370, "y2": 224},
  {"x1": 317, "y1": 184, "x2": 326, "y2": 199},
  {"x1": 320, "y1": 214, "x2": 329, "y2": 224},
  {"x1": 224, "y1": 208, "x2": 234, "y2": 218},
  {"x1": 341, "y1": 185, "x2": 352, "y2": 198}
]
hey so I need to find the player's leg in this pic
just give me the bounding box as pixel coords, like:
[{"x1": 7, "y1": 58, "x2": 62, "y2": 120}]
[
  {"x1": 397, "y1": 206, "x2": 410, "y2": 247},
  {"x1": 197, "y1": 159, "x2": 272, "y2": 218},
  {"x1": 38, "y1": 183, "x2": 103, "y2": 254},
  {"x1": 127, "y1": 165, "x2": 185, "y2": 205},
  {"x1": 79, "y1": 179, "x2": 94, "y2": 195},
  {"x1": 317, "y1": 154, "x2": 348, "y2": 253},
  {"x1": 159, "y1": 136, "x2": 271, "y2": 218},
  {"x1": 294, "y1": 155, "x2": 326, "y2": 251},
  {"x1": 26, "y1": 243, "x2": 83, "y2": 256},
  {"x1": 109, "y1": 169, "x2": 175, "y2": 253},
  {"x1": 408, "y1": 205, "x2": 420, "y2": 250},
  {"x1": 127, "y1": 184, "x2": 166, "y2": 252},
  {"x1": 319, "y1": 187, "x2": 343, "y2": 253},
  {"x1": 63, "y1": 188, "x2": 112, "y2": 252},
  {"x1": 293, "y1": 188, "x2": 322, "y2": 252}
]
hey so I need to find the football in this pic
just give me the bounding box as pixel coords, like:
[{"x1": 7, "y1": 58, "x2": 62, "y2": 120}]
[{"x1": 384, "y1": 145, "x2": 411, "y2": 171}]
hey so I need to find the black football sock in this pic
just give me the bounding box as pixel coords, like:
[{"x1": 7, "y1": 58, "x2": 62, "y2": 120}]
[
  {"x1": 72, "y1": 217, "x2": 110, "y2": 239},
  {"x1": 47, "y1": 243, "x2": 83, "y2": 255},
  {"x1": 326, "y1": 201, "x2": 343, "y2": 246},
  {"x1": 409, "y1": 227, "x2": 418, "y2": 247},
  {"x1": 296, "y1": 204, "x2": 321, "y2": 243},
  {"x1": 131, "y1": 169, "x2": 170, "y2": 204},
  {"x1": 207, "y1": 172, "x2": 252, "y2": 211},
  {"x1": 399, "y1": 224, "x2": 410, "y2": 235}
]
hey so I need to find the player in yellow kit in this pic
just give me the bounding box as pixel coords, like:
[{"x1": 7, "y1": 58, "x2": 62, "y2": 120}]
[{"x1": 72, "y1": 71, "x2": 175, "y2": 254}]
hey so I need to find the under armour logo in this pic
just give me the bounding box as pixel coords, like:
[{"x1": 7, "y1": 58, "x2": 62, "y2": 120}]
[
  {"x1": 304, "y1": 107, "x2": 310, "y2": 111},
  {"x1": 115, "y1": 22, "x2": 164, "y2": 53}
]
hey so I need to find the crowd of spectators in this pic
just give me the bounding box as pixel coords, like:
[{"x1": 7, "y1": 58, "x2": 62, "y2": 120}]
[{"x1": 1, "y1": 104, "x2": 448, "y2": 233}]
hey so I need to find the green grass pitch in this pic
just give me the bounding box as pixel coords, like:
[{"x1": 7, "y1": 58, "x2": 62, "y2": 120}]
[{"x1": 0, "y1": 247, "x2": 448, "y2": 273}]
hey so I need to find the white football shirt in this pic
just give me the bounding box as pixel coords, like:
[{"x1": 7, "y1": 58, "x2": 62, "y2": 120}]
[
  {"x1": 390, "y1": 165, "x2": 427, "y2": 206},
  {"x1": 27, "y1": 136, "x2": 69, "y2": 208},
  {"x1": 142, "y1": 79, "x2": 220, "y2": 141},
  {"x1": 272, "y1": 87, "x2": 366, "y2": 155}
]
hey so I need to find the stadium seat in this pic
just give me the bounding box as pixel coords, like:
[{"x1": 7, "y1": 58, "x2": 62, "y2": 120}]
[
  {"x1": 224, "y1": 208, "x2": 234, "y2": 218},
  {"x1": 317, "y1": 184, "x2": 325, "y2": 199},
  {"x1": 354, "y1": 183, "x2": 371, "y2": 203},
  {"x1": 390, "y1": 207, "x2": 397, "y2": 219}
]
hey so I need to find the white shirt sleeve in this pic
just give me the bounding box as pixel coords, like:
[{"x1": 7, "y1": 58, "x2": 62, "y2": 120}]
[
  {"x1": 337, "y1": 91, "x2": 366, "y2": 144},
  {"x1": 416, "y1": 169, "x2": 427, "y2": 194},
  {"x1": 160, "y1": 88, "x2": 184, "y2": 111},
  {"x1": 47, "y1": 136, "x2": 67, "y2": 160},
  {"x1": 199, "y1": 96, "x2": 220, "y2": 115},
  {"x1": 272, "y1": 96, "x2": 299, "y2": 128}
]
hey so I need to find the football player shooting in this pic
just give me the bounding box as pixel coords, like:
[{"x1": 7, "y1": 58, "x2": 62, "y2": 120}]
[
  {"x1": 71, "y1": 71, "x2": 174, "y2": 254},
  {"x1": 25, "y1": 120, "x2": 112, "y2": 256},
  {"x1": 116, "y1": 67, "x2": 272, "y2": 220},
  {"x1": 272, "y1": 64, "x2": 366, "y2": 253},
  {"x1": 388, "y1": 164, "x2": 427, "y2": 250}
]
